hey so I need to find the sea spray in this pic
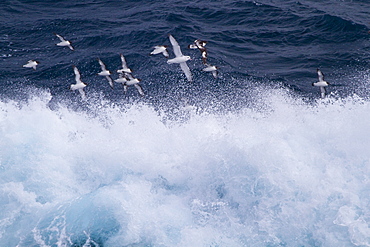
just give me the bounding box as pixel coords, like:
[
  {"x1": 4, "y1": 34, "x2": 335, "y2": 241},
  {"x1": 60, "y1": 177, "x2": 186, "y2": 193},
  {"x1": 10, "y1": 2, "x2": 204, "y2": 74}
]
[{"x1": 1, "y1": 87, "x2": 369, "y2": 246}]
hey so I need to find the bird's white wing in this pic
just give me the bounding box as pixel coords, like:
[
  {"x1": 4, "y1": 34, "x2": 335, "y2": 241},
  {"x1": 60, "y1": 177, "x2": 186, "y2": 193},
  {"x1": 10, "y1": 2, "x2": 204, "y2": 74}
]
[
  {"x1": 115, "y1": 73, "x2": 127, "y2": 83},
  {"x1": 55, "y1": 33, "x2": 66, "y2": 42},
  {"x1": 126, "y1": 73, "x2": 135, "y2": 80},
  {"x1": 134, "y1": 84, "x2": 145, "y2": 96},
  {"x1": 105, "y1": 76, "x2": 114, "y2": 89},
  {"x1": 169, "y1": 34, "x2": 183, "y2": 57},
  {"x1": 180, "y1": 62, "x2": 192, "y2": 82},
  {"x1": 151, "y1": 46, "x2": 169, "y2": 58},
  {"x1": 188, "y1": 44, "x2": 198, "y2": 49},
  {"x1": 317, "y1": 69, "x2": 324, "y2": 82},
  {"x1": 212, "y1": 70, "x2": 218, "y2": 79},
  {"x1": 78, "y1": 88, "x2": 86, "y2": 100},
  {"x1": 73, "y1": 66, "x2": 81, "y2": 82},
  {"x1": 196, "y1": 40, "x2": 207, "y2": 48},
  {"x1": 98, "y1": 59, "x2": 107, "y2": 70},
  {"x1": 202, "y1": 65, "x2": 214, "y2": 72},
  {"x1": 151, "y1": 46, "x2": 162, "y2": 55},
  {"x1": 120, "y1": 54, "x2": 129, "y2": 69},
  {"x1": 320, "y1": 86, "x2": 326, "y2": 98},
  {"x1": 162, "y1": 49, "x2": 169, "y2": 58}
]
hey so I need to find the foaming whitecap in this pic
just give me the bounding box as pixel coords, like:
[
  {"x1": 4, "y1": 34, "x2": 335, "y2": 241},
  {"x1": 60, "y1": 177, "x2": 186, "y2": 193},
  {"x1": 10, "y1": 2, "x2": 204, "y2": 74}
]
[{"x1": 0, "y1": 88, "x2": 369, "y2": 246}]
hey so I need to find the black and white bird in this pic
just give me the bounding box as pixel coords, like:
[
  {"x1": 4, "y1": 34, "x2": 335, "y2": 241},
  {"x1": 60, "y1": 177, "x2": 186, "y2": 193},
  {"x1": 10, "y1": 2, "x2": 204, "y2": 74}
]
[
  {"x1": 312, "y1": 68, "x2": 330, "y2": 98},
  {"x1": 97, "y1": 58, "x2": 114, "y2": 89},
  {"x1": 189, "y1": 39, "x2": 208, "y2": 64},
  {"x1": 123, "y1": 73, "x2": 144, "y2": 96},
  {"x1": 189, "y1": 39, "x2": 207, "y2": 50},
  {"x1": 71, "y1": 65, "x2": 87, "y2": 100},
  {"x1": 202, "y1": 64, "x2": 219, "y2": 79},
  {"x1": 114, "y1": 73, "x2": 128, "y2": 84},
  {"x1": 23, "y1": 60, "x2": 39, "y2": 70},
  {"x1": 54, "y1": 33, "x2": 74, "y2": 51},
  {"x1": 167, "y1": 34, "x2": 192, "y2": 82},
  {"x1": 150, "y1": 45, "x2": 169, "y2": 58},
  {"x1": 117, "y1": 54, "x2": 132, "y2": 74}
]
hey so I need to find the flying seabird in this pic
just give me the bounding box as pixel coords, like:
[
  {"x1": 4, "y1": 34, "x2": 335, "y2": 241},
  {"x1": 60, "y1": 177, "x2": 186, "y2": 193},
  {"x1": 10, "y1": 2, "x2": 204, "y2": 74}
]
[
  {"x1": 54, "y1": 33, "x2": 74, "y2": 51},
  {"x1": 23, "y1": 60, "x2": 38, "y2": 70},
  {"x1": 71, "y1": 65, "x2": 87, "y2": 100},
  {"x1": 201, "y1": 50, "x2": 208, "y2": 64},
  {"x1": 123, "y1": 73, "x2": 144, "y2": 96},
  {"x1": 189, "y1": 39, "x2": 208, "y2": 64},
  {"x1": 114, "y1": 73, "x2": 128, "y2": 84},
  {"x1": 167, "y1": 34, "x2": 192, "y2": 82},
  {"x1": 97, "y1": 58, "x2": 114, "y2": 89},
  {"x1": 117, "y1": 54, "x2": 132, "y2": 74},
  {"x1": 150, "y1": 45, "x2": 169, "y2": 58},
  {"x1": 312, "y1": 68, "x2": 330, "y2": 98},
  {"x1": 202, "y1": 64, "x2": 219, "y2": 78},
  {"x1": 189, "y1": 39, "x2": 207, "y2": 50}
]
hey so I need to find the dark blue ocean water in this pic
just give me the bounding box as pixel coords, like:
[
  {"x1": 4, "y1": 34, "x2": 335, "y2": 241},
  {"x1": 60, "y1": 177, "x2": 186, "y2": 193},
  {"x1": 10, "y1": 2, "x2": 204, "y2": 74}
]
[{"x1": 1, "y1": 0, "x2": 370, "y2": 246}]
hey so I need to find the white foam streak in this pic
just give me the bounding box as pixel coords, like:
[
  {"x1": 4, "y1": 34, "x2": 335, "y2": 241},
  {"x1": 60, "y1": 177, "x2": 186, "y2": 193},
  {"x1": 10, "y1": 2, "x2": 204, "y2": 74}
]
[{"x1": 1, "y1": 89, "x2": 370, "y2": 246}]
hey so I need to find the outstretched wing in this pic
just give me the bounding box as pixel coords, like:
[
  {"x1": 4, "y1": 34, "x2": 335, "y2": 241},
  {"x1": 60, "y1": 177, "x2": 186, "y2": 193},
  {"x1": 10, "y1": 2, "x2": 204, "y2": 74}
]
[
  {"x1": 78, "y1": 88, "x2": 86, "y2": 100},
  {"x1": 120, "y1": 54, "x2": 129, "y2": 69},
  {"x1": 317, "y1": 69, "x2": 324, "y2": 82},
  {"x1": 73, "y1": 65, "x2": 81, "y2": 82},
  {"x1": 188, "y1": 44, "x2": 198, "y2": 49},
  {"x1": 98, "y1": 58, "x2": 107, "y2": 71},
  {"x1": 195, "y1": 40, "x2": 207, "y2": 48},
  {"x1": 180, "y1": 62, "x2": 192, "y2": 82},
  {"x1": 134, "y1": 84, "x2": 145, "y2": 96},
  {"x1": 105, "y1": 76, "x2": 114, "y2": 89},
  {"x1": 320, "y1": 86, "x2": 326, "y2": 98},
  {"x1": 55, "y1": 33, "x2": 66, "y2": 42},
  {"x1": 212, "y1": 70, "x2": 218, "y2": 79},
  {"x1": 151, "y1": 46, "x2": 162, "y2": 55},
  {"x1": 125, "y1": 73, "x2": 135, "y2": 80},
  {"x1": 162, "y1": 49, "x2": 169, "y2": 58},
  {"x1": 169, "y1": 34, "x2": 183, "y2": 57}
]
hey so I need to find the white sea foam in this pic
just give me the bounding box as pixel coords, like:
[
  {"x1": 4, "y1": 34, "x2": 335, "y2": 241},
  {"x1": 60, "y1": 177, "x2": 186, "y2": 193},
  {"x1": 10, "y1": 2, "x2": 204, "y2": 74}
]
[{"x1": 0, "y1": 88, "x2": 369, "y2": 246}]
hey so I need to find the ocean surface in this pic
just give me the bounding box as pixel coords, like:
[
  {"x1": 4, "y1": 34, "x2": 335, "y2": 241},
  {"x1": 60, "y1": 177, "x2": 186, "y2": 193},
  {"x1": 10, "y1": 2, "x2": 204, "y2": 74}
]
[{"x1": 1, "y1": 0, "x2": 370, "y2": 246}]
